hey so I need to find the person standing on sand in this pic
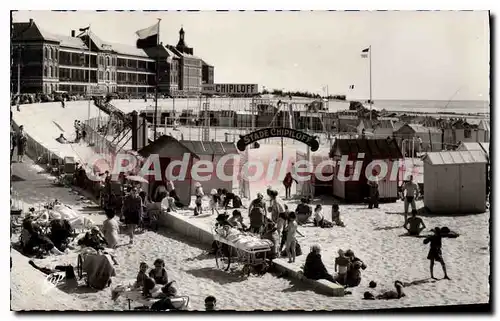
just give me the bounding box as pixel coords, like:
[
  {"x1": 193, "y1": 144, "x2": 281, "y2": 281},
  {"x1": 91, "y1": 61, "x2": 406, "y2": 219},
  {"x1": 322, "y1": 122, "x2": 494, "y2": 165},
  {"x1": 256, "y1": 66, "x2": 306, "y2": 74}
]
[
  {"x1": 285, "y1": 212, "x2": 304, "y2": 263},
  {"x1": 367, "y1": 171, "x2": 379, "y2": 209},
  {"x1": 283, "y1": 172, "x2": 298, "y2": 199},
  {"x1": 402, "y1": 175, "x2": 419, "y2": 224},
  {"x1": 16, "y1": 125, "x2": 27, "y2": 163},
  {"x1": 404, "y1": 209, "x2": 426, "y2": 236},
  {"x1": 423, "y1": 227, "x2": 450, "y2": 280},
  {"x1": 122, "y1": 187, "x2": 143, "y2": 245}
]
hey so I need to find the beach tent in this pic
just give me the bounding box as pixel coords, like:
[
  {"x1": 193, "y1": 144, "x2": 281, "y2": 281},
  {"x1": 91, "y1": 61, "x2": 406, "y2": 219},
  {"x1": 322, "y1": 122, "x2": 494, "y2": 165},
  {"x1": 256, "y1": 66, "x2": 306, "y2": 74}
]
[
  {"x1": 329, "y1": 138, "x2": 403, "y2": 203},
  {"x1": 422, "y1": 150, "x2": 488, "y2": 214}
]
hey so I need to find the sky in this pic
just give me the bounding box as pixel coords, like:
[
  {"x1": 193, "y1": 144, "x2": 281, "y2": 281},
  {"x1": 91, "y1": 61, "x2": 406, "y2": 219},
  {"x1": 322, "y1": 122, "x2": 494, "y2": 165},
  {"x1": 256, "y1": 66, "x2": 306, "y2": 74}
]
[{"x1": 12, "y1": 10, "x2": 490, "y2": 101}]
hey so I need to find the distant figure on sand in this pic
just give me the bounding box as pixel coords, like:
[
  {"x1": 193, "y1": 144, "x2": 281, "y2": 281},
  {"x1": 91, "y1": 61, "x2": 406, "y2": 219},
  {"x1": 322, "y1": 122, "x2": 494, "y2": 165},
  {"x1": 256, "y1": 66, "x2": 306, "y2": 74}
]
[
  {"x1": 283, "y1": 172, "x2": 298, "y2": 199},
  {"x1": 404, "y1": 209, "x2": 426, "y2": 236},
  {"x1": 423, "y1": 227, "x2": 450, "y2": 280},
  {"x1": 402, "y1": 175, "x2": 419, "y2": 224},
  {"x1": 295, "y1": 197, "x2": 312, "y2": 225},
  {"x1": 364, "y1": 281, "x2": 406, "y2": 300},
  {"x1": 367, "y1": 171, "x2": 379, "y2": 209}
]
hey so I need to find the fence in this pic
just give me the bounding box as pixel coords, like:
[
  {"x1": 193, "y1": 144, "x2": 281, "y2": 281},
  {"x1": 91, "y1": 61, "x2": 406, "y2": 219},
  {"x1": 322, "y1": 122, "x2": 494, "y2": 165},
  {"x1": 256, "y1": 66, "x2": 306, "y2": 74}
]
[{"x1": 82, "y1": 117, "x2": 119, "y2": 169}]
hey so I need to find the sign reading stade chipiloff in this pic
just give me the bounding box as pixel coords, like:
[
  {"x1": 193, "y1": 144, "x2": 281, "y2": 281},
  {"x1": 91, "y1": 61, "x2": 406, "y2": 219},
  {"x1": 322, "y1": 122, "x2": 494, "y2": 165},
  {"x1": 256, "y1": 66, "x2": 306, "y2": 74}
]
[
  {"x1": 202, "y1": 83, "x2": 259, "y2": 95},
  {"x1": 237, "y1": 128, "x2": 320, "y2": 152}
]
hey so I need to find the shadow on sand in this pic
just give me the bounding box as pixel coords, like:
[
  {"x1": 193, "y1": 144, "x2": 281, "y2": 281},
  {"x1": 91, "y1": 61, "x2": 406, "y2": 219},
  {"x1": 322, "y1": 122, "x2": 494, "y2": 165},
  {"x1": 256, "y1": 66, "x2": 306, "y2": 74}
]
[
  {"x1": 385, "y1": 207, "x2": 480, "y2": 218},
  {"x1": 374, "y1": 225, "x2": 402, "y2": 231},
  {"x1": 184, "y1": 267, "x2": 247, "y2": 285},
  {"x1": 402, "y1": 278, "x2": 439, "y2": 287}
]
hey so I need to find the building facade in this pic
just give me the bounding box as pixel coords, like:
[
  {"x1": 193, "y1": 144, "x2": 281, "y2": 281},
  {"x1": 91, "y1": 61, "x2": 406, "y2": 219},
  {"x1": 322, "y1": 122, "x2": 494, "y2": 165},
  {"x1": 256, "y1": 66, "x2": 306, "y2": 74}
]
[
  {"x1": 202, "y1": 60, "x2": 214, "y2": 85},
  {"x1": 11, "y1": 19, "x2": 211, "y2": 96}
]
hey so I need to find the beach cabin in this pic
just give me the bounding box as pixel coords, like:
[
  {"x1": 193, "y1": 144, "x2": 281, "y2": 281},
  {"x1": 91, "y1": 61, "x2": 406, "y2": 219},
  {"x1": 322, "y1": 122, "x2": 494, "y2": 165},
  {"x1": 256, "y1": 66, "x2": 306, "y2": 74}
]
[
  {"x1": 357, "y1": 119, "x2": 397, "y2": 139},
  {"x1": 457, "y1": 142, "x2": 490, "y2": 158},
  {"x1": 235, "y1": 110, "x2": 255, "y2": 128},
  {"x1": 330, "y1": 138, "x2": 403, "y2": 203},
  {"x1": 394, "y1": 124, "x2": 442, "y2": 155},
  {"x1": 442, "y1": 119, "x2": 488, "y2": 146},
  {"x1": 214, "y1": 110, "x2": 235, "y2": 127},
  {"x1": 138, "y1": 135, "x2": 238, "y2": 206},
  {"x1": 296, "y1": 147, "x2": 334, "y2": 197},
  {"x1": 422, "y1": 150, "x2": 488, "y2": 214},
  {"x1": 335, "y1": 114, "x2": 359, "y2": 134}
]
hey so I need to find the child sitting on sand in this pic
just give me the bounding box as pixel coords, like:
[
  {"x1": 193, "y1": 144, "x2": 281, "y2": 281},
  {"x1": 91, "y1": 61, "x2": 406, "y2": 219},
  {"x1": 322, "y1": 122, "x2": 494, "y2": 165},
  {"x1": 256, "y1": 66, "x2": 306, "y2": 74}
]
[
  {"x1": 149, "y1": 258, "x2": 168, "y2": 285},
  {"x1": 135, "y1": 262, "x2": 149, "y2": 288},
  {"x1": 101, "y1": 208, "x2": 119, "y2": 249},
  {"x1": 331, "y1": 204, "x2": 345, "y2": 227},
  {"x1": 335, "y1": 249, "x2": 350, "y2": 285}
]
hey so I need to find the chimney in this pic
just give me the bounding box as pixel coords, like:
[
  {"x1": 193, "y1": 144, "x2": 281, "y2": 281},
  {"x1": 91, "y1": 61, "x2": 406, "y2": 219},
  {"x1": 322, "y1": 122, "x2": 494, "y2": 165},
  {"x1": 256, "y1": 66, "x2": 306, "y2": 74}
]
[
  {"x1": 29, "y1": 19, "x2": 34, "y2": 26},
  {"x1": 71, "y1": 30, "x2": 75, "y2": 37}
]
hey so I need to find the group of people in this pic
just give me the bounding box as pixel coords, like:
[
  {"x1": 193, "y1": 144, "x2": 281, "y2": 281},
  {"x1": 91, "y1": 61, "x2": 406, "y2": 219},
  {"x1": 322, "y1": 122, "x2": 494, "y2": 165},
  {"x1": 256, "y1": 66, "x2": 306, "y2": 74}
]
[
  {"x1": 73, "y1": 120, "x2": 87, "y2": 143},
  {"x1": 11, "y1": 125, "x2": 27, "y2": 163},
  {"x1": 303, "y1": 245, "x2": 367, "y2": 288}
]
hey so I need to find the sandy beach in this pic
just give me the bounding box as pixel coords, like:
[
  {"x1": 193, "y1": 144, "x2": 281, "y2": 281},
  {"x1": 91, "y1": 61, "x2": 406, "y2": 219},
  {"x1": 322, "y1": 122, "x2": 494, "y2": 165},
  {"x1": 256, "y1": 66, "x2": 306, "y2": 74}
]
[{"x1": 11, "y1": 155, "x2": 489, "y2": 311}]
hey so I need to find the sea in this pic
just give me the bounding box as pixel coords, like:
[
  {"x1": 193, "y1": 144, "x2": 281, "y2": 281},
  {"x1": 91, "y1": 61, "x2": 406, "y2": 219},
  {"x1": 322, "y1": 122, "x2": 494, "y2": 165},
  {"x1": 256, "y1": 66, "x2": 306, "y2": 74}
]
[{"x1": 371, "y1": 100, "x2": 490, "y2": 115}]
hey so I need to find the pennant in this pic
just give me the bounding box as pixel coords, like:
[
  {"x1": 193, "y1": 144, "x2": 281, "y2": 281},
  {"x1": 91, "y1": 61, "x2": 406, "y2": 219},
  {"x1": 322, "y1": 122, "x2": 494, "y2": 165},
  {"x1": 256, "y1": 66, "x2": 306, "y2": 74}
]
[{"x1": 361, "y1": 47, "x2": 370, "y2": 58}]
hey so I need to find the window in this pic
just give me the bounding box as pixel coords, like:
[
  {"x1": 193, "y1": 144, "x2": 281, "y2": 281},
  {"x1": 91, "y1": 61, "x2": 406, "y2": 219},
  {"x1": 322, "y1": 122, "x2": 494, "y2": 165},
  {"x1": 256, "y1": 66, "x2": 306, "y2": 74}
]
[
  {"x1": 106, "y1": 56, "x2": 110, "y2": 66},
  {"x1": 99, "y1": 71, "x2": 103, "y2": 80},
  {"x1": 49, "y1": 66, "x2": 53, "y2": 78},
  {"x1": 45, "y1": 47, "x2": 49, "y2": 59},
  {"x1": 44, "y1": 66, "x2": 48, "y2": 77},
  {"x1": 464, "y1": 129, "x2": 472, "y2": 139},
  {"x1": 106, "y1": 71, "x2": 110, "y2": 81}
]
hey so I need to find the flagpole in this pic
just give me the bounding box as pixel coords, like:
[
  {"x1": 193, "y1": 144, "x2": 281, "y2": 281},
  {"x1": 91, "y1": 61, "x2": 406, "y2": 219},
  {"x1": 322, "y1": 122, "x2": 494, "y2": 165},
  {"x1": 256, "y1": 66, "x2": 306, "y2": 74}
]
[
  {"x1": 369, "y1": 45, "x2": 372, "y2": 121},
  {"x1": 87, "y1": 25, "x2": 91, "y2": 123},
  {"x1": 154, "y1": 18, "x2": 161, "y2": 142}
]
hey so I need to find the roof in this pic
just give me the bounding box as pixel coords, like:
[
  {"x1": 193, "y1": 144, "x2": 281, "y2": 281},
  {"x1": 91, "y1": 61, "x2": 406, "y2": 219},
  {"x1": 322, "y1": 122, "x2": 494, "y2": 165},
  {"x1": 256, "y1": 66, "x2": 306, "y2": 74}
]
[
  {"x1": 179, "y1": 140, "x2": 238, "y2": 155},
  {"x1": 479, "y1": 119, "x2": 490, "y2": 131},
  {"x1": 57, "y1": 34, "x2": 87, "y2": 49},
  {"x1": 108, "y1": 42, "x2": 149, "y2": 58},
  {"x1": 330, "y1": 138, "x2": 403, "y2": 159},
  {"x1": 12, "y1": 21, "x2": 180, "y2": 60},
  {"x1": 458, "y1": 142, "x2": 490, "y2": 157},
  {"x1": 361, "y1": 119, "x2": 394, "y2": 130},
  {"x1": 138, "y1": 135, "x2": 199, "y2": 159},
  {"x1": 424, "y1": 150, "x2": 488, "y2": 165},
  {"x1": 398, "y1": 124, "x2": 442, "y2": 134}
]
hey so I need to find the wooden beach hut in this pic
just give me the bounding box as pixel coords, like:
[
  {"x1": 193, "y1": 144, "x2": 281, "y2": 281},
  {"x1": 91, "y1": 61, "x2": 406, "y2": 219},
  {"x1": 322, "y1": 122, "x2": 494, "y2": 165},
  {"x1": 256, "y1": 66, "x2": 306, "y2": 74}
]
[
  {"x1": 138, "y1": 135, "x2": 238, "y2": 206},
  {"x1": 329, "y1": 138, "x2": 403, "y2": 203},
  {"x1": 422, "y1": 150, "x2": 488, "y2": 214}
]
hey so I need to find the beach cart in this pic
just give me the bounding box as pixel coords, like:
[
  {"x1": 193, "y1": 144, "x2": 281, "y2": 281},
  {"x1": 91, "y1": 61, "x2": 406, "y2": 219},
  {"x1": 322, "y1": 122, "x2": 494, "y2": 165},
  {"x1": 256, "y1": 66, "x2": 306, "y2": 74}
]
[{"x1": 212, "y1": 225, "x2": 273, "y2": 276}]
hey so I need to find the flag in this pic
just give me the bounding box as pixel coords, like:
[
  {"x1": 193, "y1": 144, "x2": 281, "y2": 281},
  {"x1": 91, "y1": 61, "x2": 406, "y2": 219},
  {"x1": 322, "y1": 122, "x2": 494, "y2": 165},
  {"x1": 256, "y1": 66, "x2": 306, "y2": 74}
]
[
  {"x1": 361, "y1": 47, "x2": 370, "y2": 58},
  {"x1": 76, "y1": 26, "x2": 90, "y2": 37},
  {"x1": 136, "y1": 22, "x2": 160, "y2": 49}
]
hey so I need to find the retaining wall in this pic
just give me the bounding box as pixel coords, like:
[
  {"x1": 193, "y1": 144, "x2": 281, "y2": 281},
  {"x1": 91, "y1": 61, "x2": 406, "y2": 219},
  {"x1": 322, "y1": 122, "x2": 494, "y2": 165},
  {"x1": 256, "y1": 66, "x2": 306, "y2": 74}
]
[{"x1": 157, "y1": 210, "x2": 344, "y2": 297}]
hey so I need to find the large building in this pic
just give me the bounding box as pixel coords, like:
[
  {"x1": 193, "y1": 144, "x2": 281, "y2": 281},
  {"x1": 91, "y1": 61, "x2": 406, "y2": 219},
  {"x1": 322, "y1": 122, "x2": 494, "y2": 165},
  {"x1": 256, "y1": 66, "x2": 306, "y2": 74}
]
[{"x1": 11, "y1": 19, "x2": 214, "y2": 96}]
